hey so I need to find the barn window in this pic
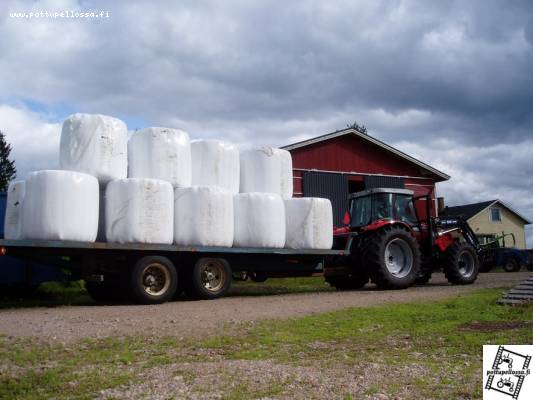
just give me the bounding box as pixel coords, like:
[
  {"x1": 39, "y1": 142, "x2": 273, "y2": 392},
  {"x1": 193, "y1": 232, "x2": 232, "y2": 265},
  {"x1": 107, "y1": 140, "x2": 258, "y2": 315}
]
[{"x1": 490, "y1": 208, "x2": 501, "y2": 222}]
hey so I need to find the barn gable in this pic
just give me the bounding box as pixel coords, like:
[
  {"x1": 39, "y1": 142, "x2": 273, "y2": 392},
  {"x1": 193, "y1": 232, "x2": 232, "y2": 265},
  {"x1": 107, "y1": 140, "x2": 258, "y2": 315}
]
[{"x1": 282, "y1": 128, "x2": 449, "y2": 181}]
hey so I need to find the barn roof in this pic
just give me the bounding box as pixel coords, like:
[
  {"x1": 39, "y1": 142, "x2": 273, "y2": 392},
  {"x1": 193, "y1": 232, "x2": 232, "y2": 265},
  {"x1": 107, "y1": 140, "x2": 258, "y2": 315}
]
[
  {"x1": 442, "y1": 200, "x2": 531, "y2": 224},
  {"x1": 281, "y1": 128, "x2": 450, "y2": 181}
]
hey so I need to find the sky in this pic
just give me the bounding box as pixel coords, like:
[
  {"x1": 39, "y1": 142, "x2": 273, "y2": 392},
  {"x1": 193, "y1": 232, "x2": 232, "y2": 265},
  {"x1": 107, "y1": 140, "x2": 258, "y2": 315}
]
[{"x1": 1, "y1": 0, "x2": 533, "y2": 245}]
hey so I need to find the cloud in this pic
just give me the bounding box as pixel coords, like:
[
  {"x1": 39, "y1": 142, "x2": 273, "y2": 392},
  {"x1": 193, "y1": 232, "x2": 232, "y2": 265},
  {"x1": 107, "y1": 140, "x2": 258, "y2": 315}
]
[{"x1": 0, "y1": 105, "x2": 60, "y2": 178}]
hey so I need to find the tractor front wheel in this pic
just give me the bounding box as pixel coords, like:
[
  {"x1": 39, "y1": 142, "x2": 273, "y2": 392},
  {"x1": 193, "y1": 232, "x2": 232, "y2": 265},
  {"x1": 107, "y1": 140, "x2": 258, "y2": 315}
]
[
  {"x1": 443, "y1": 242, "x2": 479, "y2": 284},
  {"x1": 363, "y1": 225, "x2": 421, "y2": 289}
]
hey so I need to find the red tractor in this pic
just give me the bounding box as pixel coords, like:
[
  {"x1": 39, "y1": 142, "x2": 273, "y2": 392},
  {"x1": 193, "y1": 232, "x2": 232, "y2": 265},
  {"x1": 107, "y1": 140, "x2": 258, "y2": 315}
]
[{"x1": 328, "y1": 188, "x2": 480, "y2": 290}]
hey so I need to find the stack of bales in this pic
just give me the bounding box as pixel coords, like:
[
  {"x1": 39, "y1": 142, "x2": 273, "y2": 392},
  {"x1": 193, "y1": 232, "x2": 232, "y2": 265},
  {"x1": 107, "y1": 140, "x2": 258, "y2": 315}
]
[{"x1": 4, "y1": 113, "x2": 333, "y2": 250}]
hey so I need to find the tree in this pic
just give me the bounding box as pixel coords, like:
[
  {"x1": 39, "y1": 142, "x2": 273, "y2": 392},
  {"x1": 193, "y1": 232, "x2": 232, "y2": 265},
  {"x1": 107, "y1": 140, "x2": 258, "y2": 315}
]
[
  {"x1": 347, "y1": 121, "x2": 368, "y2": 135},
  {"x1": 0, "y1": 131, "x2": 16, "y2": 192}
]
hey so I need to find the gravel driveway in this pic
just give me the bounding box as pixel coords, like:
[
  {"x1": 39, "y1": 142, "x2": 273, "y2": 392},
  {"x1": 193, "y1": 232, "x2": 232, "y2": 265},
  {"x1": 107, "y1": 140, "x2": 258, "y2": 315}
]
[{"x1": 0, "y1": 272, "x2": 528, "y2": 343}]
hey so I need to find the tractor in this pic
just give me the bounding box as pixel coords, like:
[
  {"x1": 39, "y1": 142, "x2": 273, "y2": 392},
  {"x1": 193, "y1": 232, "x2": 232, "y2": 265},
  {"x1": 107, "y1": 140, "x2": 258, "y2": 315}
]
[{"x1": 328, "y1": 188, "x2": 481, "y2": 290}]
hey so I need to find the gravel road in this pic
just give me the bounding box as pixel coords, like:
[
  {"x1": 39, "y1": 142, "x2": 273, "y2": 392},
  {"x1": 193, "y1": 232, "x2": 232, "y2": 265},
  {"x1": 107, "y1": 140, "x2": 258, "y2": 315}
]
[{"x1": 0, "y1": 272, "x2": 528, "y2": 343}]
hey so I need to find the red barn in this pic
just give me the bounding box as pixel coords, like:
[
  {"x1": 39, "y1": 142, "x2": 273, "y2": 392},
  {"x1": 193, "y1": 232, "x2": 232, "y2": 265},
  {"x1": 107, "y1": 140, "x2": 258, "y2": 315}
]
[{"x1": 281, "y1": 128, "x2": 450, "y2": 226}]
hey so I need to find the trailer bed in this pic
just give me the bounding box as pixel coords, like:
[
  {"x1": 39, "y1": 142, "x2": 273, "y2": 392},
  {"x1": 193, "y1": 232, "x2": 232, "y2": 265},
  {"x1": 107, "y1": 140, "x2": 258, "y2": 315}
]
[{"x1": 0, "y1": 239, "x2": 345, "y2": 256}]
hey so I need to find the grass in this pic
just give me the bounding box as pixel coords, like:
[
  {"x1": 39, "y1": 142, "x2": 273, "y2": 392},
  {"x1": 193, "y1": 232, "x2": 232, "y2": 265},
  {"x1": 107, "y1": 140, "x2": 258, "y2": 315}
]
[
  {"x1": 229, "y1": 276, "x2": 334, "y2": 296},
  {"x1": 0, "y1": 281, "x2": 92, "y2": 309},
  {"x1": 0, "y1": 288, "x2": 531, "y2": 399}
]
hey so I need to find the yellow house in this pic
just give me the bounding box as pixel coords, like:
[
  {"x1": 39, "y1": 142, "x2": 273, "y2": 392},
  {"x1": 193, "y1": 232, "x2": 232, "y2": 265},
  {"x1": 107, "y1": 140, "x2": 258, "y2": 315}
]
[{"x1": 442, "y1": 200, "x2": 530, "y2": 249}]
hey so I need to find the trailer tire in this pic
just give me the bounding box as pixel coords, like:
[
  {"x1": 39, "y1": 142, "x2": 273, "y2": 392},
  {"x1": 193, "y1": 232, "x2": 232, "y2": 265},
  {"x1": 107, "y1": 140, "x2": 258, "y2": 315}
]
[
  {"x1": 186, "y1": 258, "x2": 232, "y2": 300},
  {"x1": 326, "y1": 272, "x2": 368, "y2": 290},
  {"x1": 363, "y1": 225, "x2": 421, "y2": 289},
  {"x1": 129, "y1": 256, "x2": 177, "y2": 304},
  {"x1": 502, "y1": 258, "x2": 521, "y2": 272},
  {"x1": 443, "y1": 242, "x2": 479, "y2": 284}
]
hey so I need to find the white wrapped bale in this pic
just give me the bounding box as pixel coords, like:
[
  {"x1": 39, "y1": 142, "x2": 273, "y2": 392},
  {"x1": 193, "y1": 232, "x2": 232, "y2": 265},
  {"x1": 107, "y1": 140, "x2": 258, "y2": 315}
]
[
  {"x1": 275, "y1": 148, "x2": 293, "y2": 199},
  {"x1": 21, "y1": 170, "x2": 99, "y2": 241},
  {"x1": 284, "y1": 198, "x2": 333, "y2": 249},
  {"x1": 128, "y1": 127, "x2": 192, "y2": 188},
  {"x1": 4, "y1": 180, "x2": 26, "y2": 240},
  {"x1": 174, "y1": 186, "x2": 233, "y2": 247},
  {"x1": 239, "y1": 146, "x2": 282, "y2": 194},
  {"x1": 106, "y1": 178, "x2": 173, "y2": 244},
  {"x1": 191, "y1": 139, "x2": 240, "y2": 194},
  {"x1": 233, "y1": 193, "x2": 286, "y2": 248},
  {"x1": 59, "y1": 113, "x2": 128, "y2": 183}
]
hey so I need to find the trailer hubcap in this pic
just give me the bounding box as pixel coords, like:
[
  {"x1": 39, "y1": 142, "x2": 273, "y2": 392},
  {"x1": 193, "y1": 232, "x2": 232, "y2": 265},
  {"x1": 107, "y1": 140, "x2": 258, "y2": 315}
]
[
  {"x1": 458, "y1": 251, "x2": 475, "y2": 277},
  {"x1": 384, "y1": 238, "x2": 413, "y2": 278},
  {"x1": 200, "y1": 261, "x2": 225, "y2": 292},
  {"x1": 142, "y1": 263, "x2": 170, "y2": 296}
]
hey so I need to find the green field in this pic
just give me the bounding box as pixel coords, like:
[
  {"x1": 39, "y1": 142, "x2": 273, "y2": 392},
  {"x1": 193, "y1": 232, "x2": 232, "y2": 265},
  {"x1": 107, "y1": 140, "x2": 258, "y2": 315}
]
[{"x1": 0, "y1": 287, "x2": 531, "y2": 399}]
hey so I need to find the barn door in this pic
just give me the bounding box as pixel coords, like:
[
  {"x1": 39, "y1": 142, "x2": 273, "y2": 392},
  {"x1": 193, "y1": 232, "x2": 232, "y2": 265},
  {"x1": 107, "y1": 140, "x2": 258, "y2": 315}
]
[{"x1": 303, "y1": 171, "x2": 348, "y2": 227}]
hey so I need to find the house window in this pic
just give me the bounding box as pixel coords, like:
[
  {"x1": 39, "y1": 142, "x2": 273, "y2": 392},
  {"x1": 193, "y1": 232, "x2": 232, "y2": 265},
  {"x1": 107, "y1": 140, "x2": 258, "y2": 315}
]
[{"x1": 490, "y1": 207, "x2": 501, "y2": 222}]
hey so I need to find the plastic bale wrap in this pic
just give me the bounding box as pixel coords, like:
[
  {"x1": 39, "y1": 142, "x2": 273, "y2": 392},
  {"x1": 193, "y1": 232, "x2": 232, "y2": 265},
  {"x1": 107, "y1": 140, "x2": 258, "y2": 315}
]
[
  {"x1": 105, "y1": 178, "x2": 174, "y2": 244},
  {"x1": 59, "y1": 113, "x2": 128, "y2": 183},
  {"x1": 274, "y1": 148, "x2": 293, "y2": 199},
  {"x1": 21, "y1": 170, "x2": 99, "y2": 241},
  {"x1": 4, "y1": 180, "x2": 26, "y2": 240},
  {"x1": 191, "y1": 139, "x2": 240, "y2": 194},
  {"x1": 128, "y1": 127, "x2": 192, "y2": 188},
  {"x1": 233, "y1": 192, "x2": 286, "y2": 248},
  {"x1": 284, "y1": 198, "x2": 333, "y2": 249},
  {"x1": 174, "y1": 186, "x2": 234, "y2": 247},
  {"x1": 239, "y1": 146, "x2": 282, "y2": 194}
]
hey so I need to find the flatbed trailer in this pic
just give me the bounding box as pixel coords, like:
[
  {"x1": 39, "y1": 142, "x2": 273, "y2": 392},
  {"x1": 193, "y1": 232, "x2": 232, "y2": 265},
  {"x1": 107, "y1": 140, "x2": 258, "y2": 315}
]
[{"x1": 0, "y1": 239, "x2": 351, "y2": 304}]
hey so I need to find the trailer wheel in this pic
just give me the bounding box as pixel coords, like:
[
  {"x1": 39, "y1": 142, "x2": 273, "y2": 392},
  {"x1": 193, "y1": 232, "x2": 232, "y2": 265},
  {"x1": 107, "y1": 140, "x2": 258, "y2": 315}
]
[
  {"x1": 443, "y1": 242, "x2": 479, "y2": 284},
  {"x1": 363, "y1": 225, "x2": 421, "y2": 289},
  {"x1": 187, "y1": 258, "x2": 231, "y2": 300},
  {"x1": 502, "y1": 258, "x2": 521, "y2": 272},
  {"x1": 326, "y1": 272, "x2": 368, "y2": 290},
  {"x1": 130, "y1": 256, "x2": 177, "y2": 304}
]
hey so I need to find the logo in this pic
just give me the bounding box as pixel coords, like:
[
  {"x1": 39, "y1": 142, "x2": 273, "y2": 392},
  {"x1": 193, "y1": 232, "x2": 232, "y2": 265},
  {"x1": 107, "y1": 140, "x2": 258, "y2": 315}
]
[{"x1": 484, "y1": 345, "x2": 532, "y2": 399}]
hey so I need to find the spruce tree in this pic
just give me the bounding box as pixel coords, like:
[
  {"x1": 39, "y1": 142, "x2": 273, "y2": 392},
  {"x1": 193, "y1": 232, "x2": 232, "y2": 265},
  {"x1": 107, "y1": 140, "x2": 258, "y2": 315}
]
[{"x1": 0, "y1": 131, "x2": 17, "y2": 192}]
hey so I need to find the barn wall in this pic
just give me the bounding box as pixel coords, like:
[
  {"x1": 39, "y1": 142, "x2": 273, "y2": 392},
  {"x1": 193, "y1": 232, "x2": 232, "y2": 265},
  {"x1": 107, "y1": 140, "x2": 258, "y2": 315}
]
[{"x1": 290, "y1": 134, "x2": 431, "y2": 177}]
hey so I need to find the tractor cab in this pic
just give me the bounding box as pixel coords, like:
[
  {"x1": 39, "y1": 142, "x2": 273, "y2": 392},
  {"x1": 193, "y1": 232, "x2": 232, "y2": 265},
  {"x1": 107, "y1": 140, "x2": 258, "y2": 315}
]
[{"x1": 348, "y1": 188, "x2": 419, "y2": 230}]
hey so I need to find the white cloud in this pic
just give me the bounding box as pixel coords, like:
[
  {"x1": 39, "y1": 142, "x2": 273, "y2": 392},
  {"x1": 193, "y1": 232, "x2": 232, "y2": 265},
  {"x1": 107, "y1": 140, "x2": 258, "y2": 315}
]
[{"x1": 0, "y1": 105, "x2": 61, "y2": 178}]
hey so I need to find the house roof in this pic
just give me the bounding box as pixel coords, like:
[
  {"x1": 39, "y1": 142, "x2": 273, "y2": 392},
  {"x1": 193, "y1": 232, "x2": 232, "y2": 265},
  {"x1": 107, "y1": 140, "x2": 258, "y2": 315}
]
[
  {"x1": 281, "y1": 128, "x2": 450, "y2": 181},
  {"x1": 442, "y1": 200, "x2": 531, "y2": 224}
]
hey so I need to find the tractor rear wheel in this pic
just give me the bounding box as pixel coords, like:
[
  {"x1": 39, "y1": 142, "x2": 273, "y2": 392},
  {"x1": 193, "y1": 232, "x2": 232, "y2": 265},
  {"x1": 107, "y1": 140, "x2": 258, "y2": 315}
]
[
  {"x1": 363, "y1": 225, "x2": 421, "y2": 289},
  {"x1": 443, "y1": 242, "x2": 479, "y2": 284},
  {"x1": 326, "y1": 271, "x2": 369, "y2": 290}
]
